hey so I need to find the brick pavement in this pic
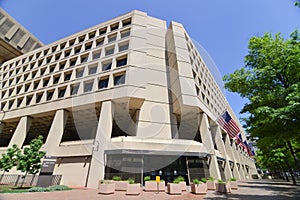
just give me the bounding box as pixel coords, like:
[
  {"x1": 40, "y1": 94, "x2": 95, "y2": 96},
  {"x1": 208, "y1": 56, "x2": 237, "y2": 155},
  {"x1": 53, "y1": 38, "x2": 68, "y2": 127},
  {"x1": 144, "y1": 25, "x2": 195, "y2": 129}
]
[{"x1": 0, "y1": 180, "x2": 299, "y2": 200}]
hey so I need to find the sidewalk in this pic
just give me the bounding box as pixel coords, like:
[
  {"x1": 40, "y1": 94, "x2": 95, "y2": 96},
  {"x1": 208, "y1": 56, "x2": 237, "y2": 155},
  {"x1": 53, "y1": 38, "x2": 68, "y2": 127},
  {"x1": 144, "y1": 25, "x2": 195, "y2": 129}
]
[{"x1": 0, "y1": 180, "x2": 299, "y2": 200}]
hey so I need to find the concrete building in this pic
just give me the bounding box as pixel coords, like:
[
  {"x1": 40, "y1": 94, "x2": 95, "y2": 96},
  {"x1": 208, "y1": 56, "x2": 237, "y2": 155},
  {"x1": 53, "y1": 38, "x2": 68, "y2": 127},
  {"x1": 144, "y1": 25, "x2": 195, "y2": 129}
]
[{"x1": 0, "y1": 10, "x2": 256, "y2": 188}]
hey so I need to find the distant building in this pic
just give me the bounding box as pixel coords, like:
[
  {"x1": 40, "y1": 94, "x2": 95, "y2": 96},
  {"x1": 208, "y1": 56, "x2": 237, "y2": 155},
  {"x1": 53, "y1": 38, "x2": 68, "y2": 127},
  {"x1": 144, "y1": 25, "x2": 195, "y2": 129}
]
[{"x1": 0, "y1": 10, "x2": 256, "y2": 188}]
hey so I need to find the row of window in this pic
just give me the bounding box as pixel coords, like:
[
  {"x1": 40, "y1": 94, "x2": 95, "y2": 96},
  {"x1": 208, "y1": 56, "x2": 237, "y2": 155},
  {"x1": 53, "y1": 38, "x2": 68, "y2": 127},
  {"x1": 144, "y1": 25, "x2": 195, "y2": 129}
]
[
  {"x1": 0, "y1": 72, "x2": 126, "y2": 111},
  {"x1": 1, "y1": 54, "x2": 128, "y2": 99},
  {"x1": 1, "y1": 17, "x2": 131, "y2": 72},
  {"x1": 1, "y1": 29, "x2": 130, "y2": 79},
  {"x1": 1, "y1": 39, "x2": 129, "y2": 89}
]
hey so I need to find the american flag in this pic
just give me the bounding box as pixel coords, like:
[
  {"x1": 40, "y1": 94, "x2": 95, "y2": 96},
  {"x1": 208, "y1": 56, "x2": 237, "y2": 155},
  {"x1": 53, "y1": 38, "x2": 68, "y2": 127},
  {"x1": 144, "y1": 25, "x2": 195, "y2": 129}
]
[{"x1": 217, "y1": 111, "x2": 240, "y2": 139}]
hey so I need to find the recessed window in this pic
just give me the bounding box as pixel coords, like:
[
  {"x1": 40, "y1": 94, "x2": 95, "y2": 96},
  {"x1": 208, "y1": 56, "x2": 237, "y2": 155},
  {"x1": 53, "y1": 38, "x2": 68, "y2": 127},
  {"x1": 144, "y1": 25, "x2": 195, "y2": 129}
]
[
  {"x1": 92, "y1": 51, "x2": 101, "y2": 60},
  {"x1": 89, "y1": 31, "x2": 96, "y2": 39},
  {"x1": 47, "y1": 91, "x2": 54, "y2": 101},
  {"x1": 43, "y1": 78, "x2": 50, "y2": 87},
  {"x1": 59, "y1": 62, "x2": 66, "y2": 70},
  {"x1": 118, "y1": 42, "x2": 129, "y2": 52},
  {"x1": 81, "y1": 54, "x2": 88, "y2": 63},
  {"x1": 52, "y1": 45, "x2": 58, "y2": 52},
  {"x1": 64, "y1": 72, "x2": 72, "y2": 81},
  {"x1": 76, "y1": 68, "x2": 84, "y2": 78},
  {"x1": 85, "y1": 42, "x2": 92, "y2": 50},
  {"x1": 69, "y1": 39, "x2": 75, "y2": 46},
  {"x1": 122, "y1": 18, "x2": 131, "y2": 27},
  {"x1": 9, "y1": 89, "x2": 13, "y2": 96},
  {"x1": 60, "y1": 42, "x2": 66, "y2": 49},
  {"x1": 32, "y1": 70, "x2": 37, "y2": 79},
  {"x1": 71, "y1": 84, "x2": 79, "y2": 95},
  {"x1": 96, "y1": 38, "x2": 104, "y2": 47},
  {"x1": 8, "y1": 100, "x2": 14, "y2": 109},
  {"x1": 58, "y1": 87, "x2": 66, "y2": 98},
  {"x1": 24, "y1": 73, "x2": 29, "y2": 81},
  {"x1": 64, "y1": 50, "x2": 71, "y2": 57},
  {"x1": 17, "y1": 98, "x2": 23, "y2": 107},
  {"x1": 33, "y1": 80, "x2": 40, "y2": 89},
  {"x1": 99, "y1": 27, "x2": 107, "y2": 35},
  {"x1": 114, "y1": 73, "x2": 126, "y2": 85},
  {"x1": 84, "y1": 81, "x2": 94, "y2": 93},
  {"x1": 40, "y1": 67, "x2": 46, "y2": 76},
  {"x1": 50, "y1": 64, "x2": 56, "y2": 73},
  {"x1": 78, "y1": 35, "x2": 85, "y2": 43},
  {"x1": 116, "y1": 56, "x2": 127, "y2": 67},
  {"x1": 121, "y1": 29, "x2": 130, "y2": 38},
  {"x1": 26, "y1": 96, "x2": 32, "y2": 105},
  {"x1": 36, "y1": 93, "x2": 43, "y2": 103},
  {"x1": 105, "y1": 46, "x2": 114, "y2": 56},
  {"x1": 44, "y1": 49, "x2": 49, "y2": 55},
  {"x1": 1, "y1": 102, "x2": 6, "y2": 110},
  {"x1": 16, "y1": 86, "x2": 22, "y2": 94},
  {"x1": 74, "y1": 46, "x2": 81, "y2": 54},
  {"x1": 110, "y1": 23, "x2": 119, "y2": 31},
  {"x1": 70, "y1": 58, "x2": 77, "y2": 67},
  {"x1": 102, "y1": 61, "x2": 112, "y2": 71},
  {"x1": 98, "y1": 77, "x2": 109, "y2": 89},
  {"x1": 89, "y1": 65, "x2": 97, "y2": 75},
  {"x1": 108, "y1": 33, "x2": 117, "y2": 43},
  {"x1": 53, "y1": 75, "x2": 60, "y2": 84},
  {"x1": 24, "y1": 83, "x2": 31, "y2": 92},
  {"x1": 46, "y1": 56, "x2": 52, "y2": 64}
]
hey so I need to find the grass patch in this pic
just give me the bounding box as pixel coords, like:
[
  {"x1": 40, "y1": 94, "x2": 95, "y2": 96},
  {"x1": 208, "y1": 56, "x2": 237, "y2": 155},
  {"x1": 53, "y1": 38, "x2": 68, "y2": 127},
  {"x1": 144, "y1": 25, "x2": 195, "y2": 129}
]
[{"x1": 0, "y1": 184, "x2": 71, "y2": 193}]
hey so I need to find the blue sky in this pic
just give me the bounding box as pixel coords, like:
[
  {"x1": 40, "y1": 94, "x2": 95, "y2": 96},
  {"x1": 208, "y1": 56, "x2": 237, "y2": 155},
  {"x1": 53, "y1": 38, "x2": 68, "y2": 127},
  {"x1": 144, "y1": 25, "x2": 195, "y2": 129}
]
[{"x1": 1, "y1": 0, "x2": 299, "y2": 124}]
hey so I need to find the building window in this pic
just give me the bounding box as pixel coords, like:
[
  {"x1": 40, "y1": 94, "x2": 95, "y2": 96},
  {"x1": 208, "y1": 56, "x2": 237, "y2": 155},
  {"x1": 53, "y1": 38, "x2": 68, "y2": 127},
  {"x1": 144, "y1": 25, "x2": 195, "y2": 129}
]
[
  {"x1": 84, "y1": 81, "x2": 94, "y2": 93},
  {"x1": 33, "y1": 80, "x2": 40, "y2": 89},
  {"x1": 96, "y1": 38, "x2": 104, "y2": 47},
  {"x1": 121, "y1": 29, "x2": 130, "y2": 38},
  {"x1": 108, "y1": 33, "x2": 117, "y2": 43},
  {"x1": 102, "y1": 61, "x2": 112, "y2": 71},
  {"x1": 64, "y1": 50, "x2": 71, "y2": 57},
  {"x1": 76, "y1": 68, "x2": 84, "y2": 78},
  {"x1": 110, "y1": 23, "x2": 119, "y2": 31},
  {"x1": 98, "y1": 77, "x2": 109, "y2": 89},
  {"x1": 74, "y1": 46, "x2": 81, "y2": 54},
  {"x1": 89, "y1": 65, "x2": 97, "y2": 75},
  {"x1": 71, "y1": 84, "x2": 79, "y2": 95},
  {"x1": 114, "y1": 73, "x2": 126, "y2": 85},
  {"x1": 105, "y1": 46, "x2": 114, "y2": 56},
  {"x1": 43, "y1": 78, "x2": 50, "y2": 87},
  {"x1": 60, "y1": 42, "x2": 66, "y2": 49},
  {"x1": 26, "y1": 96, "x2": 32, "y2": 105},
  {"x1": 40, "y1": 67, "x2": 46, "y2": 76},
  {"x1": 85, "y1": 42, "x2": 92, "y2": 50},
  {"x1": 92, "y1": 51, "x2": 101, "y2": 60},
  {"x1": 47, "y1": 91, "x2": 54, "y2": 101},
  {"x1": 64, "y1": 72, "x2": 72, "y2": 81},
  {"x1": 119, "y1": 42, "x2": 129, "y2": 52},
  {"x1": 8, "y1": 100, "x2": 14, "y2": 109},
  {"x1": 70, "y1": 58, "x2": 77, "y2": 67},
  {"x1": 89, "y1": 31, "x2": 96, "y2": 39},
  {"x1": 116, "y1": 56, "x2": 127, "y2": 67},
  {"x1": 36, "y1": 93, "x2": 43, "y2": 103},
  {"x1": 99, "y1": 27, "x2": 107, "y2": 35},
  {"x1": 81, "y1": 54, "x2": 88, "y2": 63},
  {"x1": 78, "y1": 35, "x2": 85, "y2": 43},
  {"x1": 69, "y1": 39, "x2": 75, "y2": 46},
  {"x1": 17, "y1": 98, "x2": 23, "y2": 107},
  {"x1": 24, "y1": 83, "x2": 31, "y2": 92},
  {"x1": 122, "y1": 18, "x2": 131, "y2": 27},
  {"x1": 53, "y1": 75, "x2": 60, "y2": 84},
  {"x1": 58, "y1": 88, "x2": 66, "y2": 98},
  {"x1": 50, "y1": 64, "x2": 56, "y2": 72}
]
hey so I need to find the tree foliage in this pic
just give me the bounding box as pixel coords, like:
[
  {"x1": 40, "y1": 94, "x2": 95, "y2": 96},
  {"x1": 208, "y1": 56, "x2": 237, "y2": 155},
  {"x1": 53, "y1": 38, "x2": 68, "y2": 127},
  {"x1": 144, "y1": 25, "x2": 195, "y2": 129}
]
[
  {"x1": 0, "y1": 144, "x2": 21, "y2": 173},
  {"x1": 223, "y1": 30, "x2": 300, "y2": 179},
  {"x1": 16, "y1": 135, "x2": 46, "y2": 175}
]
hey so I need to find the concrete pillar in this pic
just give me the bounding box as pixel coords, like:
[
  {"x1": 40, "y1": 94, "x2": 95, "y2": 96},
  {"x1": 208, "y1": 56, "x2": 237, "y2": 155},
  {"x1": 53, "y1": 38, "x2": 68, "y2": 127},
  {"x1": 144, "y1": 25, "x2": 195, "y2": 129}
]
[
  {"x1": 87, "y1": 101, "x2": 113, "y2": 188},
  {"x1": 210, "y1": 125, "x2": 233, "y2": 181},
  {"x1": 234, "y1": 145, "x2": 246, "y2": 179},
  {"x1": 223, "y1": 133, "x2": 241, "y2": 180},
  {"x1": 8, "y1": 116, "x2": 32, "y2": 147},
  {"x1": 44, "y1": 109, "x2": 68, "y2": 154},
  {"x1": 199, "y1": 113, "x2": 221, "y2": 180}
]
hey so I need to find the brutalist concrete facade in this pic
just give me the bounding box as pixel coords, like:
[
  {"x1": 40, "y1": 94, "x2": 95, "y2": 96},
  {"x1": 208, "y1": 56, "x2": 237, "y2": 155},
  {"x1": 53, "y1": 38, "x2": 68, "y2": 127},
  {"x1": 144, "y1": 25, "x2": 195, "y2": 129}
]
[{"x1": 0, "y1": 10, "x2": 256, "y2": 188}]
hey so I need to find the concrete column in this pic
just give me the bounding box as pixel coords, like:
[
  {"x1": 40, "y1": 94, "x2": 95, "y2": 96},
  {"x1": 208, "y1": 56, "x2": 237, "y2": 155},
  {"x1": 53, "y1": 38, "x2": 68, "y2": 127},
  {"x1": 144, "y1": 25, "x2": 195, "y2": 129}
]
[
  {"x1": 210, "y1": 125, "x2": 233, "y2": 181},
  {"x1": 223, "y1": 134, "x2": 241, "y2": 180},
  {"x1": 87, "y1": 101, "x2": 113, "y2": 188},
  {"x1": 44, "y1": 109, "x2": 68, "y2": 155},
  {"x1": 199, "y1": 113, "x2": 221, "y2": 180},
  {"x1": 234, "y1": 145, "x2": 246, "y2": 179},
  {"x1": 8, "y1": 116, "x2": 32, "y2": 147}
]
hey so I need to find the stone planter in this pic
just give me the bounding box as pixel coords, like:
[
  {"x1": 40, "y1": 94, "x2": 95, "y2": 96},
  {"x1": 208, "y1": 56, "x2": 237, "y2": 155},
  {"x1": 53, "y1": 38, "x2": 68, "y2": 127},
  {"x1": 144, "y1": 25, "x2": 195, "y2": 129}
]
[
  {"x1": 228, "y1": 181, "x2": 238, "y2": 190},
  {"x1": 191, "y1": 183, "x2": 207, "y2": 195},
  {"x1": 144, "y1": 181, "x2": 165, "y2": 191},
  {"x1": 206, "y1": 180, "x2": 216, "y2": 190},
  {"x1": 167, "y1": 183, "x2": 182, "y2": 195},
  {"x1": 179, "y1": 181, "x2": 186, "y2": 191},
  {"x1": 126, "y1": 183, "x2": 140, "y2": 195},
  {"x1": 113, "y1": 181, "x2": 129, "y2": 191},
  {"x1": 98, "y1": 183, "x2": 115, "y2": 194},
  {"x1": 216, "y1": 183, "x2": 231, "y2": 193}
]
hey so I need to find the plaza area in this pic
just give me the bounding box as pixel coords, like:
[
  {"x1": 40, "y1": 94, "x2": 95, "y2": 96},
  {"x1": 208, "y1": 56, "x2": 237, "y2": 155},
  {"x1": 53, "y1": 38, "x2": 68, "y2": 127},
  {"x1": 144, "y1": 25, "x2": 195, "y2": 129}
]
[{"x1": 0, "y1": 180, "x2": 299, "y2": 200}]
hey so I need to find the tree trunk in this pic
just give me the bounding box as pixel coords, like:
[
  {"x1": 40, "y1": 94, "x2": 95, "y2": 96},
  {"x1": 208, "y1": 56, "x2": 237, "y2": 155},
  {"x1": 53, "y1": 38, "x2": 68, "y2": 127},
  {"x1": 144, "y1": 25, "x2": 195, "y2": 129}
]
[
  {"x1": 285, "y1": 160, "x2": 296, "y2": 185},
  {"x1": 21, "y1": 171, "x2": 28, "y2": 188},
  {"x1": 287, "y1": 140, "x2": 300, "y2": 171},
  {"x1": 0, "y1": 171, "x2": 5, "y2": 183}
]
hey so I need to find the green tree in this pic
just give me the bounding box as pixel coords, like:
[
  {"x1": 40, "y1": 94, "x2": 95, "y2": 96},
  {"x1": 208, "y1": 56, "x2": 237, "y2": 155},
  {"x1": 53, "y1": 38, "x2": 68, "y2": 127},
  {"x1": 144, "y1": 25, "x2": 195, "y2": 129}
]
[
  {"x1": 296, "y1": 1, "x2": 300, "y2": 7},
  {"x1": 223, "y1": 30, "x2": 300, "y2": 182},
  {"x1": 16, "y1": 135, "x2": 46, "y2": 187},
  {"x1": 0, "y1": 144, "x2": 21, "y2": 182}
]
